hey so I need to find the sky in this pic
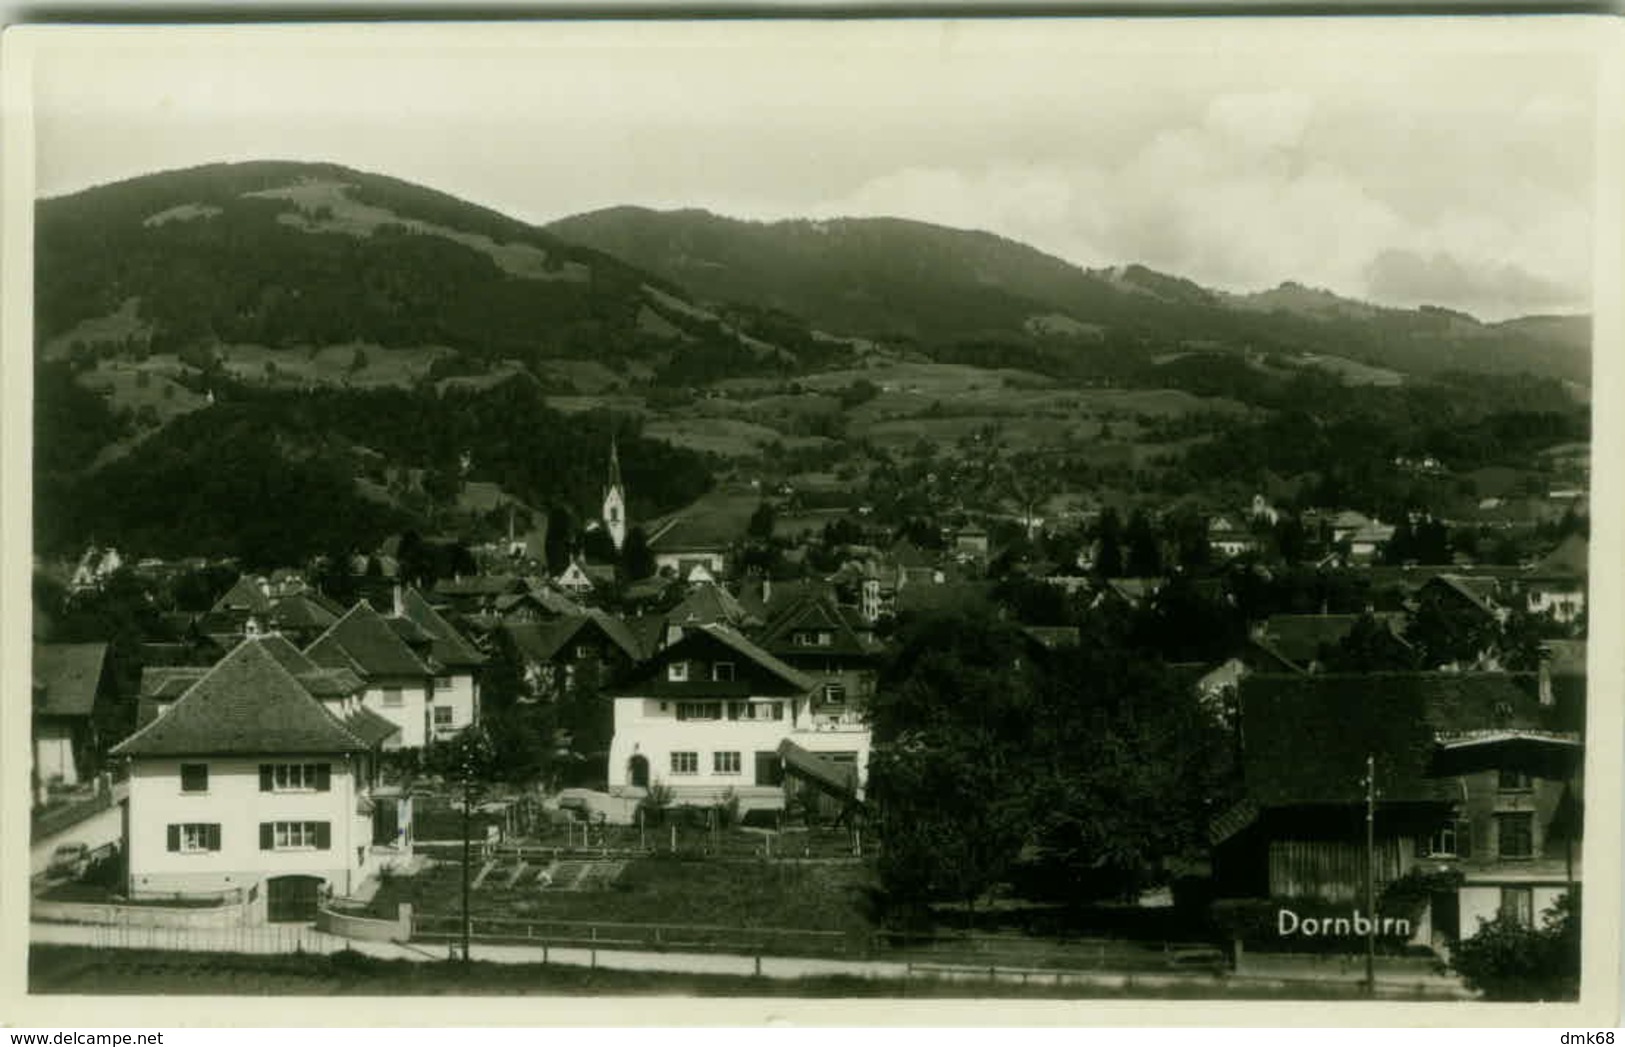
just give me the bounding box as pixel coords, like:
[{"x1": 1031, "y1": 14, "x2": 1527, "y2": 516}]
[{"x1": 22, "y1": 18, "x2": 1607, "y2": 321}]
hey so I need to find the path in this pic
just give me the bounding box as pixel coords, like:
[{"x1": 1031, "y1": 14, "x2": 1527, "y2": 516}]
[{"x1": 28, "y1": 922, "x2": 1474, "y2": 998}]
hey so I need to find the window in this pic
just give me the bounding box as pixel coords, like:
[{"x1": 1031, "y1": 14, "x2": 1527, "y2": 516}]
[
  {"x1": 166, "y1": 823, "x2": 220, "y2": 853},
  {"x1": 433, "y1": 706, "x2": 455, "y2": 727},
  {"x1": 676, "y1": 701, "x2": 722, "y2": 721},
  {"x1": 382, "y1": 687, "x2": 404, "y2": 707},
  {"x1": 1423, "y1": 821, "x2": 1469, "y2": 858},
  {"x1": 1497, "y1": 812, "x2": 1535, "y2": 859},
  {"x1": 260, "y1": 821, "x2": 331, "y2": 851},
  {"x1": 712, "y1": 661, "x2": 736, "y2": 682},
  {"x1": 823, "y1": 683, "x2": 847, "y2": 705},
  {"x1": 260, "y1": 763, "x2": 331, "y2": 792},
  {"x1": 667, "y1": 661, "x2": 690, "y2": 683},
  {"x1": 713, "y1": 751, "x2": 742, "y2": 775},
  {"x1": 575, "y1": 644, "x2": 595, "y2": 660},
  {"x1": 670, "y1": 752, "x2": 698, "y2": 775},
  {"x1": 793, "y1": 632, "x2": 815, "y2": 647},
  {"x1": 179, "y1": 763, "x2": 209, "y2": 793},
  {"x1": 1498, "y1": 770, "x2": 1534, "y2": 791},
  {"x1": 817, "y1": 631, "x2": 833, "y2": 646},
  {"x1": 1500, "y1": 887, "x2": 1534, "y2": 928},
  {"x1": 433, "y1": 676, "x2": 453, "y2": 692}
]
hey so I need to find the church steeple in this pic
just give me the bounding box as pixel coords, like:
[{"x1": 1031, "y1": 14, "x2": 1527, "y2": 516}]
[{"x1": 603, "y1": 436, "x2": 628, "y2": 552}]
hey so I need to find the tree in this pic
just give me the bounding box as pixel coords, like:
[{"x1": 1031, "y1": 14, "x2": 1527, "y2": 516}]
[
  {"x1": 868, "y1": 613, "x2": 1037, "y2": 922},
  {"x1": 544, "y1": 506, "x2": 577, "y2": 575},
  {"x1": 1321, "y1": 612, "x2": 1420, "y2": 673},
  {"x1": 1406, "y1": 586, "x2": 1498, "y2": 669},
  {"x1": 1094, "y1": 508, "x2": 1124, "y2": 579},
  {"x1": 622, "y1": 525, "x2": 656, "y2": 581},
  {"x1": 1452, "y1": 892, "x2": 1580, "y2": 1001},
  {"x1": 1125, "y1": 509, "x2": 1162, "y2": 577},
  {"x1": 747, "y1": 501, "x2": 777, "y2": 541}
]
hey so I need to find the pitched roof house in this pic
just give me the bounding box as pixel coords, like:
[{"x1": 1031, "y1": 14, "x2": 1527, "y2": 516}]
[
  {"x1": 32, "y1": 643, "x2": 112, "y2": 797},
  {"x1": 306, "y1": 600, "x2": 439, "y2": 749},
  {"x1": 110, "y1": 639, "x2": 404, "y2": 917},
  {"x1": 605, "y1": 624, "x2": 870, "y2": 814},
  {"x1": 1214, "y1": 671, "x2": 1582, "y2": 951}
]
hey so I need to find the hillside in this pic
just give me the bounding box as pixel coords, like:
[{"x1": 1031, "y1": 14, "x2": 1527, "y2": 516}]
[{"x1": 548, "y1": 207, "x2": 1591, "y2": 385}]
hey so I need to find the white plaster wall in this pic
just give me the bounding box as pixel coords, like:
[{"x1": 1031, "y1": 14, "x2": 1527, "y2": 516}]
[
  {"x1": 360, "y1": 679, "x2": 430, "y2": 749},
  {"x1": 429, "y1": 672, "x2": 479, "y2": 741},
  {"x1": 127, "y1": 756, "x2": 364, "y2": 898},
  {"x1": 34, "y1": 725, "x2": 77, "y2": 786}
]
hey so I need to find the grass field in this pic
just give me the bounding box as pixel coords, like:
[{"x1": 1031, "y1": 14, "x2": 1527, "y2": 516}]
[{"x1": 368, "y1": 854, "x2": 877, "y2": 935}]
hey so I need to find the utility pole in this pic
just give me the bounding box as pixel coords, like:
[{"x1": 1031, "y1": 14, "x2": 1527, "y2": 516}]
[
  {"x1": 1364, "y1": 753, "x2": 1376, "y2": 998},
  {"x1": 461, "y1": 746, "x2": 473, "y2": 964}
]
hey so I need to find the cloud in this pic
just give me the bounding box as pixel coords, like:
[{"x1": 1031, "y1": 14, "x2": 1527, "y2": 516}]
[{"x1": 1365, "y1": 249, "x2": 1584, "y2": 316}]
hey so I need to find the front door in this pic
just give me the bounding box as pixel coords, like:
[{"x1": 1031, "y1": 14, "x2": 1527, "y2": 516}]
[
  {"x1": 628, "y1": 755, "x2": 650, "y2": 789},
  {"x1": 266, "y1": 875, "x2": 323, "y2": 923},
  {"x1": 373, "y1": 797, "x2": 400, "y2": 846},
  {"x1": 1431, "y1": 891, "x2": 1461, "y2": 943},
  {"x1": 755, "y1": 752, "x2": 783, "y2": 787}
]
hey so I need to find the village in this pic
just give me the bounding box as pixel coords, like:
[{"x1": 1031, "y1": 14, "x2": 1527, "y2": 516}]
[{"x1": 28, "y1": 430, "x2": 1589, "y2": 999}]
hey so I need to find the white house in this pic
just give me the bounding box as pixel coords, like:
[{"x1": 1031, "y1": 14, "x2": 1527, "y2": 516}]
[
  {"x1": 391, "y1": 588, "x2": 485, "y2": 742},
  {"x1": 110, "y1": 638, "x2": 402, "y2": 921},
  {"x1": 606, "y1": 624, "x2": 870, "y2": 813},
  {"x1": 306, "y1": 599, "x2": 436, "y2": 749}
]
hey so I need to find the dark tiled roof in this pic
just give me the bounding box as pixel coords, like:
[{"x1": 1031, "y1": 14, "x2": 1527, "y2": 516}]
[
  {"x1": 269, "y1": 592, "x2": 340, "y2": 631},
  {"x1": 306, "y1": 600, "x2": 433, "y2": 679},
  {"x1": 345, "y1": 706, "x2": 402, "y2": 746},
  {"x1": 1534, "y1": 534, "x2": 1588, "y2": 578},
  {"x1": 667, "y1": 585, "x2": 756, "y2": 630},
  {"x1": 33, "y1": 644, "x2": 109, "y2": 717},
  {"x1": 112, "y1": 639, "x2": 365, "y2": 757},
  {"x1": 506, "y1": 613, "x2": 642, "y2": 665},
  {"x1": 1259, "y1": 613, "x2": 1407, "y2": 668},
  {"x1": 139, "y1": 666, "x2": 209, "y2": 700},
  {"x1": 759, "y1": 590, "x2": 880, "y2": 660},
  {"x1": 434, "y1": 574, "x2": 526, "y2": 599},
  {"x1": 213, "y1": 576, "x2": 272, "y2": 614},
  {"x1": 613, "y1": 624, "x2": 816, "y2": 696},
  {"x1": 1425, "y1": 575, "x2": 1500, "y2": 618},
  {"x1": 398, "y1": 588, "x2": 487, "y2": 668},
  {"x1": 648, "y1": 515, "x2": 739, "y2": 553},
  {"x1": 1238, "y1": 672, "x2": 1551, "y2": 807}
]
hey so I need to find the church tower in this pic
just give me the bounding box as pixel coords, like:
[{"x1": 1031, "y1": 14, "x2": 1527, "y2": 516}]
[{"x1": 603, "y1": 436, "x2": 628, "y2": 552}]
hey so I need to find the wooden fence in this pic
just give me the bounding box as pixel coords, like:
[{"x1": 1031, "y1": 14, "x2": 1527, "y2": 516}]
[{"x1": 409, "y1": 911, "x2": 1226, "y2": 971}]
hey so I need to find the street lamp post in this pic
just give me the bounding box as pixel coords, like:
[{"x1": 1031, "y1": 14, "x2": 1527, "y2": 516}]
[{"x1": 1364, "y1": 753, "x2": 1376, "y2": 998}]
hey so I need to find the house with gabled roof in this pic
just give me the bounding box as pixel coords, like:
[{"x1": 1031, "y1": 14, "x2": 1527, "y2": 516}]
[
  {"x1": 1253, "y1": 613, "x2": 1411, "y2": 673},
  {"x1": 110, "y1": 638, "x2": 401, "y2": 920},
  {"x1": 1212, "y1": 671, "x2": 1582, "y2": 952},
  {"x1": 389, "y1": 587, "x2": 486, "y2": 743},
  {"x1": 647, "y1": 516, "x2": 733, "y2": 581},
  {"x1": 1522, "y1": 535, "x2": 1588, "y2": 626},
  {"x1": 657, "y1": 583, "x2": 761, "y2": 650},
  {"x1": 32, "y1": 643, "x2": 112, "y2": 799},
  {"x1": 306, "y1": 600, "x2": 437, "y2": 749},
  {"x1": 605, "y1": 623, "x2": 870, "y2": 814},
  {"x1": 756, "y1": 588, "x2": 883, "y2": 729},
  {"x1": 504, "y1": 612, "x2": 644, "y2": 701}
]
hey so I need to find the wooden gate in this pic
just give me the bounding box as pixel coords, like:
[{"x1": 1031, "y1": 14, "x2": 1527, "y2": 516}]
[{"x1": 266, "y1": 875, "x2": 323, "y2": 923}]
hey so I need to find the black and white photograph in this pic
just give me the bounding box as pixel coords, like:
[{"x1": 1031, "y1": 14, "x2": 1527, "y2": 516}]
[{"x1": 4, "y1": 15, "x2": 1620, "y2": 1024}]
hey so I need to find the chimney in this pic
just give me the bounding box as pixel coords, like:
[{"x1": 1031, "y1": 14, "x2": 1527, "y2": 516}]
[
  {"x1": 1538, "y1": 653, "x2": 1554, "y2": 706},
  {"x1": 762, "y1": 577, "x2": 772, "y2": 607},
  {"x1": 393, "y1": 583, "x2": 405, "y2": 618}
]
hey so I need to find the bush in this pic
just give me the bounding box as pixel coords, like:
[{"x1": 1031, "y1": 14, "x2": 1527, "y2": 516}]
[{"x1": 1452, "y1": 892, "x2": 1580, "y2": 1001}]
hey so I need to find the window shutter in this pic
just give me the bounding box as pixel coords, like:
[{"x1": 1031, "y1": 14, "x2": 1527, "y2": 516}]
[
  {"x1": 259, "y1": 765, "x2": 273, "y2": 792},
  {"x1": 167, "y1": 825, "x2": 180, "y2": 852},
  {"x1": 315, "y1": 822, "x2": 331, "y2": 850},
  {"x1": 316, "y1": 764, "x2": 331, "y2": 792},
  {"x1": 259, "y1": 823, "x2": 273, "y2": 851},
  {"x1": 1455, "y1": 819, "x2": 1473, "y2": 859},
  {"x1": 207, "y1": 824, "x2": 221, "y2": 851}
]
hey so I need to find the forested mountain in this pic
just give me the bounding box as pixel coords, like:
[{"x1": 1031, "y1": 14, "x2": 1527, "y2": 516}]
[{"x1": 548, "y1": 207, "x2": 1591, "y2": 385}]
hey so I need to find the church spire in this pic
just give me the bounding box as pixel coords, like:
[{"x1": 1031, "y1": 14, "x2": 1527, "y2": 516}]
[{"x1": 603, "y1": 435, "x2": 628, "y2": 552}]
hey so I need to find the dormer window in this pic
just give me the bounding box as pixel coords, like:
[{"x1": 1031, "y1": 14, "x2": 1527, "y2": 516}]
[{"x1": 667, "y1": 661, "x2": 690, "y2": 683}]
